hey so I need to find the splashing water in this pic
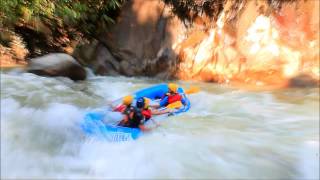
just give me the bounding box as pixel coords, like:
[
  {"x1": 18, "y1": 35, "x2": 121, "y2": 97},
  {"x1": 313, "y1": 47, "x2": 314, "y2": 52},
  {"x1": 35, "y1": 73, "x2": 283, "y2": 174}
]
[{"x1": 1, "y1": 70, "x2": 319, "y2": 179}]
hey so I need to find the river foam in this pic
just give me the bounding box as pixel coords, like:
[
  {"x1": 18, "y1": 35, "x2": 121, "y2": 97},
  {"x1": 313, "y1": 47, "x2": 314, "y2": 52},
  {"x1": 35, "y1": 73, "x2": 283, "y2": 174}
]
[{"x1": 1, "y1": 71, "x2": 319, "y2": 179}]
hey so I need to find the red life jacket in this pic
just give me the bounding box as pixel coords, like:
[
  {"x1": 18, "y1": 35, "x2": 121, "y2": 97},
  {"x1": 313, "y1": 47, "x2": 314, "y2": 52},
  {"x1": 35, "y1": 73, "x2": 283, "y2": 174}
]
[
  {"x1": 114, "y1": 104, "x2": 126, "y2": 112},
  {"x1": 142, "y1": 108, "x2": 152, "y2": 120},
  {"x1": 168, "y1": 93, "x2": 182, "y2": 104}
]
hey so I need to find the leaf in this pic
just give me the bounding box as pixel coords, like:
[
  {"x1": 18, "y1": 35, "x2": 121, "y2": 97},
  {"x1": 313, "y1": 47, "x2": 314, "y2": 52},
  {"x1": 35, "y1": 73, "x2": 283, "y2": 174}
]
[{"x1": 102, "y1": 14, "x2": 115, "y2": 24}]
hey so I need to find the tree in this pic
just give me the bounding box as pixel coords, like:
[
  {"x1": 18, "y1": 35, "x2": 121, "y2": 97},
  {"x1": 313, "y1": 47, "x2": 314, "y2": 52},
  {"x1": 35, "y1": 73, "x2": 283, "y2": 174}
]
[{"x1": 0, "y1": 0, "x2": 125, "y2": 38}]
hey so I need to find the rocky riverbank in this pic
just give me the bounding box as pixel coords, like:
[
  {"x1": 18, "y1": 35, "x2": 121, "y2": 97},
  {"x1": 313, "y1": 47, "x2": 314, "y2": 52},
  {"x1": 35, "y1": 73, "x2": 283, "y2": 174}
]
[{"x1": 1, "y1": 0, "x2": 319, "y2": 88}]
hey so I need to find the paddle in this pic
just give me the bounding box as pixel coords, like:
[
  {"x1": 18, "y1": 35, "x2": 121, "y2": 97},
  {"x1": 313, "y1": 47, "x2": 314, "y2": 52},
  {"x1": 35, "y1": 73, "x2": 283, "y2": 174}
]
[
  {"x1": 109, "y1": 86, "x2": 200, "y2": 108},
  {"x1": 166, "y1": 101, "x2": 183, "y2": 109},
  {"x1": 165, "y1": 86, "x2": 200, "y2": 109},
  {"x1": 184, "y1": 86, "x2": 200, "y2": 94}
]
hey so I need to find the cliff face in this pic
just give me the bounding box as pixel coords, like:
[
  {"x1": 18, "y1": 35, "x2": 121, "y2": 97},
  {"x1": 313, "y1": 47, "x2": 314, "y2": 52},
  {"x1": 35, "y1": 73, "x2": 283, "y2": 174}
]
[
  {"x1": 74, "y1": 0, "x2": 319, "y2": 87},
  {"x1": 175, "y1": 0, "x2": 319, "y2": 87},
  {"x1": 74, "y1": 0, "x2": 183, "y2": 79}
]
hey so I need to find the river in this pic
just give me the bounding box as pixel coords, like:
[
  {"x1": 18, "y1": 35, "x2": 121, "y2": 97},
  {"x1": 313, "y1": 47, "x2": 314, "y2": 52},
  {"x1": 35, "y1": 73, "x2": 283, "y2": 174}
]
[{"x1": 1, "y1": 70, "x2": 319, "y2": 179}]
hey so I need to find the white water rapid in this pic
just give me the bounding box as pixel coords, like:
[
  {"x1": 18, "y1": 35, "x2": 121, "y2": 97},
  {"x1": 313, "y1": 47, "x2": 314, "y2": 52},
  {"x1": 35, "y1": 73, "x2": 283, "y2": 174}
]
[{"x1": 1, "y1": 70, "x2": 319, "y2": 179}]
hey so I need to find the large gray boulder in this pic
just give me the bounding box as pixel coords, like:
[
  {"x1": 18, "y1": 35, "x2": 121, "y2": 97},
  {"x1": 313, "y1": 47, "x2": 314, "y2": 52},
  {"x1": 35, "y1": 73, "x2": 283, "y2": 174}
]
[
  {"x1": 100, "y1": 0, "x2": 179, "y2": 78},
  {"x1": 73, "y1": 40, "x2": 120, "y2": 76},
  {"x1": 73, "y1": 0, "x2": 182, "y2": 78},
  {"x1": 27, "y1": 53, "x2": 86, "y2": 81}
]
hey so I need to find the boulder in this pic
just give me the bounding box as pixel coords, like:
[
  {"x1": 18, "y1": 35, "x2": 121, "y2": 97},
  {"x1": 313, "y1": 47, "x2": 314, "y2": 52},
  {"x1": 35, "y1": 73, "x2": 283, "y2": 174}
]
[
  {"x1": 97, "y1": 0, "x2": 180, "y2": 77},
  {"x1": 71, "y1": 0, "x2": 184, "y2": 78},
  {"x1": 73, "y1": 40, "x2": 120, "y2": 76},
  {"x1": 288, "y1": 74, "x2": 319, "y2": 88},
  {"x1": 27, "y1": 53, "x2": 86, "y2": 81}
]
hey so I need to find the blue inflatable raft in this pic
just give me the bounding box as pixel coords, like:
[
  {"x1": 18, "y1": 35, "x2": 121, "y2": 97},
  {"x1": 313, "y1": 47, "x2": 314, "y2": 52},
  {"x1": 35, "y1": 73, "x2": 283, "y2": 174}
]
[{"x1": 81, "y1": 84, "x2": 191, "y2": 141}]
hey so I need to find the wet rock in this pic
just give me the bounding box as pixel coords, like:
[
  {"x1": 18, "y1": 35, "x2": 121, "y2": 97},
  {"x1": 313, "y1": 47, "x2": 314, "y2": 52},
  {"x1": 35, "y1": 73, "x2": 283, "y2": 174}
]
[
  {"x1": 288, "y1": 74, "x2": 319, "y2": 88},
  {"x1": 73, "y1": 40, "x2": 120, "y2": 76},
  {"x1": 73, "y1": 40, "x2": 99, "y2": 65},
  {"x1": 27, "y1": 53, "x2": 86, "y2": 81},
  {"x1": 71, "y1": 0, "x2": 185, "y2": 78},
  {"x1": 120, "y1": 60, "x2": 134, "y2": 76}
]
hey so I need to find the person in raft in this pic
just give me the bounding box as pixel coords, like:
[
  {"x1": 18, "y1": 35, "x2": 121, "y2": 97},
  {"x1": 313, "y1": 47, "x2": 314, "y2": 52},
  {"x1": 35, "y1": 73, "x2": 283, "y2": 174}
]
[
  {"x1": 136, "y1": 97, "x2": 175, "y2": 122},
  {"x1": 117, "y1": 99, "x2": 156, "y2": 131},
  {"x1": 111, "y1": 95, "x2": 133, "y2": 113},
  {"x1": 151, "y1": 83, "x2": 186, "y2": 109}
]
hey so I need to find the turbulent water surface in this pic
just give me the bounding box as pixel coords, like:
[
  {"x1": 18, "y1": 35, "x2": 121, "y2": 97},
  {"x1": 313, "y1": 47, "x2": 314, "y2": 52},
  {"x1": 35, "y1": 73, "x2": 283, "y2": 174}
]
[{"x1": 1, "y1": 70, "x2": 319, "y2": 179}]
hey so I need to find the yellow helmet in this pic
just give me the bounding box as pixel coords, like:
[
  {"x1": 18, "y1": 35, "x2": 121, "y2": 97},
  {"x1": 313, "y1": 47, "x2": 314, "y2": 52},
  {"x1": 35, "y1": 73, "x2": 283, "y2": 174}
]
[
  {"x1": 168, "y1": 83, "x2": 178, "y2": 93},
  {"x1": 122, "y1": 95, "x2": 133, "y2": 105},
  {"x1": 144, "y1": 97, "x2": 150, "y2": 109}
]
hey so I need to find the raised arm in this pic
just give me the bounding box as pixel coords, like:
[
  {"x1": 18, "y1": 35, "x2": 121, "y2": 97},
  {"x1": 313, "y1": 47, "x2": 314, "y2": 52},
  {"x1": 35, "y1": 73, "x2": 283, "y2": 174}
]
[{"x1": 151, "y1": 108, "x2": 174, "y2": 115}]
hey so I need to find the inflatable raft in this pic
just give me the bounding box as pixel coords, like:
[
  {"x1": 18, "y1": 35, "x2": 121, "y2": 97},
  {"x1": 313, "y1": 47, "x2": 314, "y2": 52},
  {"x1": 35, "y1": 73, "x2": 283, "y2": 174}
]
[{"x1": 81, "y1": 84, "x2": 191, "y2": 141}]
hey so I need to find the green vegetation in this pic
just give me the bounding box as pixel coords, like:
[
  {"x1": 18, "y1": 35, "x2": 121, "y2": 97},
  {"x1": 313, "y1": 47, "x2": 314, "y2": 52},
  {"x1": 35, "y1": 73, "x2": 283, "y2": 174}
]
[
  {"x1": 162, "y1": 0, "x2": 296, "y2": 23},
  {"x1": 163, "y1": 0, "x2": 225, "y2": 23},
  {"x1": 0, "y1": 0, "x2": 124, "y2": 38}
]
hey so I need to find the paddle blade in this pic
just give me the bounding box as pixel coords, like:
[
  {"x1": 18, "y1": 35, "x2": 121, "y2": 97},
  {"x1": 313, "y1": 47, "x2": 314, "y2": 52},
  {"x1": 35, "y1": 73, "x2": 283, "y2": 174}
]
[
  {"x1": 166, "y1": 101, "x2": 183, "y2": 109},
  {"x1": 185, "y1": 86, "x2": 200, "y2": 94}
]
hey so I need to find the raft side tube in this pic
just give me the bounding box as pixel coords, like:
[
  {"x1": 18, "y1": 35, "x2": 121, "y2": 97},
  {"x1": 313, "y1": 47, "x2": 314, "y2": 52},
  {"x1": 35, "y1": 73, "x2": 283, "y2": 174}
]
[
  {"x1": 134, "y1": 84, "x2": 168, "y2": 100},
  {"x1": 81, "y1": 111, "x2": 142, "y2": 141}
]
